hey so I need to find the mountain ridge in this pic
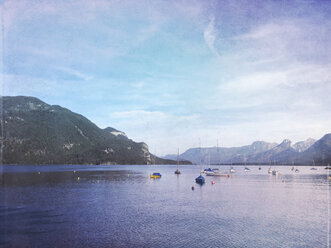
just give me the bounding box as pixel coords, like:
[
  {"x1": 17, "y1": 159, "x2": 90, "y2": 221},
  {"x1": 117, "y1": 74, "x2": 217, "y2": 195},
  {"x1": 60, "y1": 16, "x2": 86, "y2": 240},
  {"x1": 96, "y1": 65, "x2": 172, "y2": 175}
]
[
  {"x1": 0, "y1": 96, "x2": 183, "y2": 165},
  {"x1": 164, "y1": 136, "x2": 330, "y2": 165}
]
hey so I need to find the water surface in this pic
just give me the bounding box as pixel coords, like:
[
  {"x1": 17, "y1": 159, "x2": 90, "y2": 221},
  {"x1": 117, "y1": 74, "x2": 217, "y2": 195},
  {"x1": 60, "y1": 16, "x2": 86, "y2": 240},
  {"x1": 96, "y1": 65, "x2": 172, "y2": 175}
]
[{"x1": 0, "y1": 165, "x2": 330, "y2": 247}]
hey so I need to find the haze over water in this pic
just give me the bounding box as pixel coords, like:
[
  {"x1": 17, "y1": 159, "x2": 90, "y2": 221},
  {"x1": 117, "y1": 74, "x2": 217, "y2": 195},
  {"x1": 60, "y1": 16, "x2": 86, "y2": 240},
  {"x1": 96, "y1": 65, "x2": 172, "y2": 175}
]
[{"x1": 0, "y1": 165, "x2": 330, "y2": 247}]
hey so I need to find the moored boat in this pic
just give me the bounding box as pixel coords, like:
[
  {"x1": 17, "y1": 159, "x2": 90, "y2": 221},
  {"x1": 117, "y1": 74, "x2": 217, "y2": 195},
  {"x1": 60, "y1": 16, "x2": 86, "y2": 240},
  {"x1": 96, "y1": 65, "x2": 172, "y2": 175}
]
[
  {"x1": 205, "y1": 171, "x2": 228, "y2": 177},
  {"x1": 150, "y1": 172, "x2": 162, "y2": 179},
  {"x1": 201, "y1": 168, "x2": 213, "y2": 173},
  {"x1": 195, "y1": 175, "x2": 205, "y2": 184},
  {"x1": 174, "y1": 148, "x2": 181, "y2": 175},
  {"x1": 268, "y1": 167, "x2": 273, "y2": 174}
]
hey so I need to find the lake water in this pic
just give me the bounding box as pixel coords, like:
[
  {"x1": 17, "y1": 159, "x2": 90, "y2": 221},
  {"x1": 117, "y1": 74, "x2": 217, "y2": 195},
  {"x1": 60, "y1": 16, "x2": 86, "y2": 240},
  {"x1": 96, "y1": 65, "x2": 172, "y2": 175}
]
[{"x1": 0, "y1": 165, "x2": 330, "y2": 248}]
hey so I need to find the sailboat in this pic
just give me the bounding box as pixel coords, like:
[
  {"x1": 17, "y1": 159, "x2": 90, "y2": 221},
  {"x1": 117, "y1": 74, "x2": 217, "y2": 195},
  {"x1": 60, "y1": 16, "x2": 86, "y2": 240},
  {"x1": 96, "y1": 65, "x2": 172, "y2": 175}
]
[
  {"x1": 310, "y1": 159, "x2": 317, "y2": 170},
  {"x1": 206, "y1": 139, "x2": 228, "y2": 177},
  {"x1": 268, "y1": 161, "x2": 273, "y2": 174},
  {"x1": 195, "y1": 140, "x2": 205, "y2": 184},
  {"x1": 174, "y1": 148, "x2": 181, "y2": 174}
]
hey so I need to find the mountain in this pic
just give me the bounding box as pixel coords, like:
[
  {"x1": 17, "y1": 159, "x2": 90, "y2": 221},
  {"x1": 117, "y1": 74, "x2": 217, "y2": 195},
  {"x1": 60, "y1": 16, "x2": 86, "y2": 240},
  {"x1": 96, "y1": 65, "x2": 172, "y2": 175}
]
[
  {"x1": 246, "y1": 139, "x2": 298, "y2": 164},
  {"x1": 298, "y1": 134, "x2": 331, "y2": 165},
  {"x1": 165, "y1": 141, "x2": 277, "y2": 164},
  {"x1": 164, "y1": 136, "x2": 330, "y2": 165},
  {"x1": 0, "y1": 96, "x2": 179, "y2": 165},
  {"x1": 292, "y1": 138, "x2": 316, "y2": 152}
]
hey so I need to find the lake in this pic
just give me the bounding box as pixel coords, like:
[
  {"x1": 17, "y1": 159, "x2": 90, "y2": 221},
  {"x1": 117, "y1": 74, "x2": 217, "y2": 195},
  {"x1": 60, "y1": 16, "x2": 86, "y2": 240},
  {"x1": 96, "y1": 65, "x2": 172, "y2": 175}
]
[{"x1": 0, "y1": 165, "x2": 330, "y2": 248}]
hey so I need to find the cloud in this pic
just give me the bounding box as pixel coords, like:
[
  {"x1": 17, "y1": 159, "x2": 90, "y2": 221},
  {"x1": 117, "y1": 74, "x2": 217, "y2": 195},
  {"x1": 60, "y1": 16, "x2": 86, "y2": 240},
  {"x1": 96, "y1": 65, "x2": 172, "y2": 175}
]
[
  {"x1": 203, "y1": 16, "x2": 219, "y2": 56},
  {"x1": 55, "y1": 67, "x2": 92, "y2": 81},
  {"x1": 131, "y1": 81, "x2": 145, "y2": 88}
]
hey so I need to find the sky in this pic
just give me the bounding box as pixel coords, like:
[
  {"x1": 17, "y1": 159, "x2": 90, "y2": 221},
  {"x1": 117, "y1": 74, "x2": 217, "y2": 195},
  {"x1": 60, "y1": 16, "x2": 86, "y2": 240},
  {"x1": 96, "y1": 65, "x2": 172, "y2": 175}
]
[{"x1": 1, "y1": 0, "x2": 331, "y2": 156}]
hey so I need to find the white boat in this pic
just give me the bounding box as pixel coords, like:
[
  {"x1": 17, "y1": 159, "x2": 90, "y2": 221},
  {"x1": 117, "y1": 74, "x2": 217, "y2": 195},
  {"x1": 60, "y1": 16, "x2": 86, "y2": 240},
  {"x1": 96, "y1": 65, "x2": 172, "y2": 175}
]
[
  {"x1": 229, "y1": 167, "x2": 235, "y2": 173},
  {"x1": 268, "y1": 167, "x2": 273, "y2": 174},
  {"x1": 272, "y1": 170, "x2": 279, "y2": 175},
  {"x1": 205, "y1": 171, "x2": 228, "y2": 177}
]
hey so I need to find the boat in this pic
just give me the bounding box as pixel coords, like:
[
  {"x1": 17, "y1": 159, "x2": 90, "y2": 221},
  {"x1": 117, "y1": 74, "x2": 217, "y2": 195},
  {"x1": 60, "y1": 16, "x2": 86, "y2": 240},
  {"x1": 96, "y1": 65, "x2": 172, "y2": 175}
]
[
  {"x1": 310, "y1": 159, "x2": 317, "y2": 170},
  {"x1": 272, "y1": 170, "x2": 279, "y2": 175},
  {"x1": 295, "y1": 168, "x2": 300, "y2": 173},
  {"x1": 291, "y1": 166, "x2": 295, "y2": 171},
  {"x1": 201, "y1": 168, "x2": 213, "y2": 173},
  {"x1": 150, "y1": 172, "x2": 162, "y2": 179},
  {"x1": 229, "y1": 167, "x2": 235, "y2": 173},
  {"x1": 244, "y1": 167, "x2": 250, "y2": 172},
  {"x1": 174, "y1": 148, "x2": 181, "y2": 174},
  {"x1": 268, "y1": 167, "x2": 273, "y2": 174},
  {"x1": 196, "y1": 140, "x2": 205, "y2": 185},
  {"x1": 195, "y1": 175, "x2": 205, "y2": 184},
  {"x1": 205, "y1": 171, "x2": 228, "y2": 177},
  {"x1": 258, "y1": 166, "x2": 261, "y2": 170}
]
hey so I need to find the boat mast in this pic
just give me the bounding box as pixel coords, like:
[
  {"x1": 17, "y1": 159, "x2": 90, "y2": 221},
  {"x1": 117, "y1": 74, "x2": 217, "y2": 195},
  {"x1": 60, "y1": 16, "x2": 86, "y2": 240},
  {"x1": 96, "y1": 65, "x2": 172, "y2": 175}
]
[{"x1": 177, "y1": 148, "x2": 179, "y2": 170}]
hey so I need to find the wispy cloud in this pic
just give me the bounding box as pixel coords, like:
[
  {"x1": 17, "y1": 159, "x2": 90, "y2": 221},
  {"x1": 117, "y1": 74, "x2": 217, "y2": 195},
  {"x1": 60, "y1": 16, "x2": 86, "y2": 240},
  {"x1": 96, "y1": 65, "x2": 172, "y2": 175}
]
[
  {"x1": 203, "y1": 16, "x2": 219, "y2": 56},
  {"x1": 56, "y1": 67, "x2": 92, "y2": 81}
]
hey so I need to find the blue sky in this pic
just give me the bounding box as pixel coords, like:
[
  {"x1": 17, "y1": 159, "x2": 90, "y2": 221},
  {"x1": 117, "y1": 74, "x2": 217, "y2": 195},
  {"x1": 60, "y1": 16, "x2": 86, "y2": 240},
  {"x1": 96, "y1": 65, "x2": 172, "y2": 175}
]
[{"x1": 1, "y1": 0, "x2": 331, "y2": 155}]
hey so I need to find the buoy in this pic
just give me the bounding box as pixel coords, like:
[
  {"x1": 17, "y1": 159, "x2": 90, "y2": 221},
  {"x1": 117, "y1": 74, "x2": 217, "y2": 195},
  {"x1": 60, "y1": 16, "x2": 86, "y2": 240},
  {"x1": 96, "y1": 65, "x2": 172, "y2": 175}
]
[
  {"x1": 191, "y1": 186, "x2": 195, "y2": 191},
  {"x1": 211, "y1": 181, "x2": 215, "y2": 185}
]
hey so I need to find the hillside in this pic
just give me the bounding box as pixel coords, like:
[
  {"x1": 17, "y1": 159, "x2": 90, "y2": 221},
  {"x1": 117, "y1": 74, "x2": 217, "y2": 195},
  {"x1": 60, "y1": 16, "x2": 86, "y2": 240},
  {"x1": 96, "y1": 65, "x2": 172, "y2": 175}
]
[{"x1": 0, "y1": 96, "x2": 177, "y2": 165}]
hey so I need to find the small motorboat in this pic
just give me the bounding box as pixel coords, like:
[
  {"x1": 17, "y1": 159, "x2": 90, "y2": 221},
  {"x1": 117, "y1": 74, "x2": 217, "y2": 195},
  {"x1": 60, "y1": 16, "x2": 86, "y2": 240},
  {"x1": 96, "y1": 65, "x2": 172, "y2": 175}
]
[
  {"x1": 205, "y1": 171, "x2": 228, "y2": 177},
  {"x1": 291, "y1": 166, "x2": 295, "y2": 171},
  {"x1": 195, "y1": 175, "x2": 205, "y2": 184},
  {"x1": 174, "y1": 169, "x2": 181, "y2": 174},
  {"x1": 229, "y1": 167, "x2": 235, "y2": 173},
  {"x1": 258, "y1": 166, "x2": 261, "y2": 170},
  {"x1": 244, "y1": 167, "x2": 250, "y2": 172},
  {"x1": 295, "y1": 169, "x2": 300, "y2": 173},
  {"x1": 201, "y1": 168, "x2": 213, "y2": 173},
  {"x1": 150, "y1": 172, "x2": 162, "y2": 179},
  {"x1": 272, "y1": 170, "x2": 279, "y2": 175},
  {"x1": 310, "y1": 167, "x2": 317, "y2": 170},
  {"x1": 325, "y1": 164, "x2": 331, "y2": 170}
]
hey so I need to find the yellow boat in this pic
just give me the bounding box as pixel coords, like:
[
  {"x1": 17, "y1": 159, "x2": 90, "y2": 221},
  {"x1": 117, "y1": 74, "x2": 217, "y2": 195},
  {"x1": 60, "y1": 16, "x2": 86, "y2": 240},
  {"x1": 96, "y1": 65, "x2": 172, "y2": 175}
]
[{"x1": 150, "y1": 172, "x2": 162, "y2": 179}]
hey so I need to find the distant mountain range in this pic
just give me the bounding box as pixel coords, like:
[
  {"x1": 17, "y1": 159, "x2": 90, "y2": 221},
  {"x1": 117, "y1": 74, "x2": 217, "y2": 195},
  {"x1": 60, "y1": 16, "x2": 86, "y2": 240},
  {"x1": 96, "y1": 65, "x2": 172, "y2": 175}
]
[
  {"x1": 0, "y1": 96, "x2": 189, "y2": 165},
  {"x1": 164, "y1": 135, "x2": 331, "y2": 165}
]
